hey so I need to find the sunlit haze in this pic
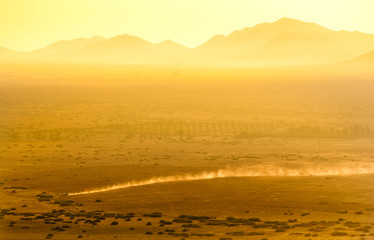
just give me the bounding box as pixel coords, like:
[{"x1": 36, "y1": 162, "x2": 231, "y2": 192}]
[
  {"x1": 1, "y1": 2, "x2": 374, "y2": 240},
  {"x1": 2, "y1": 0, "x2": 374, "y2": 51}
]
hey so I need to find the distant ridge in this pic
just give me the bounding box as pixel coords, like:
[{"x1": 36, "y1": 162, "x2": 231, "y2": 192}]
[
  {"x1": 194, "y1": 18, "x2": 374, "y2": 65},
  {"x1": 350, "y1": 50, "x2": 374, "y2": 62},
  {"x1": 2, "y1": 18, "x2": 374, "y2": 66},
  {"x1": 29, "y1": 36, "x2": 105, "y2": 56},
  {"x1": 0, "y1": 47, "x2": 22, "y2": 61}
]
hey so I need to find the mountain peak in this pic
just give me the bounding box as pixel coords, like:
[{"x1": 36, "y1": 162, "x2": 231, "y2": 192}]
[
  {"x1": 272, "y1": 17, "x2": 320, "y2": 28},
  {"x1": 90, "y1": 36, "x2": 105, "y2": 41},
  {"x1": 268, "y1": 17, "x2": 332, "y2": 34},
  {"x1": 102, "y1": 34, "x2": 152, "y2": 46},
  {"x1": 112, "y1": 34, "x2": 144, "y2": 41},
  {"x1": 158, "y1": 39, "x2": 178, "y2": 46},
  {"x1": 274, "y1": 17, "x2": 304, "y2": 24}
]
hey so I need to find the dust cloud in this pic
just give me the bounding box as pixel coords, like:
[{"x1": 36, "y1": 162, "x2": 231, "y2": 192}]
[{"x1": 68, "y1": 163, "x2": 374, "y2": 195}]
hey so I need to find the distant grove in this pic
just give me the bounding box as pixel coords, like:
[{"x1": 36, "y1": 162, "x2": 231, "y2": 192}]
[{"x1": 4, "y1": 121, "x2": 372, "y2": 142}]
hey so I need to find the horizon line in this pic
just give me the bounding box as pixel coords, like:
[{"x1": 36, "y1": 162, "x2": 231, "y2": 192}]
[{"x1": 2, "y1": 17, "x2": 372, "y2": 53}]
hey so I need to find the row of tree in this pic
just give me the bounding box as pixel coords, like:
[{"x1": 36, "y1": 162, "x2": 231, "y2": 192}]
[{"x1": 3, "y1": 122, "x2": 372, "y2": 142}]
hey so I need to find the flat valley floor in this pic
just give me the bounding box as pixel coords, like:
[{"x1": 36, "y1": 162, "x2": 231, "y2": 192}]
[{"x1": 1, "y1": 78, "x2": 374, "y2": 239}]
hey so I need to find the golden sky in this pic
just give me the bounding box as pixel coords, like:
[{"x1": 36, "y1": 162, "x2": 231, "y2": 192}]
[{"x1": 2, "y1": 0, "x2": 374, "y2": 51}]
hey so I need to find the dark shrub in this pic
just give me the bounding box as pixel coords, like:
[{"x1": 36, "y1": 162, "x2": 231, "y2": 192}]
[{"x1": 331, "y1": 231, "x2": 348, "y2": 236}]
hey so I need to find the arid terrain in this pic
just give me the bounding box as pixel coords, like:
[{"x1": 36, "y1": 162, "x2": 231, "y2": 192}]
[{"x1": 1, "y1": 64, "x2": 374, "y2": 239}]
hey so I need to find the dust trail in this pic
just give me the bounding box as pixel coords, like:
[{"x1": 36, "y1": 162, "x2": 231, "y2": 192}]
[{"x1": 68, "y1": 164, "x2": 374, "y2": 196}]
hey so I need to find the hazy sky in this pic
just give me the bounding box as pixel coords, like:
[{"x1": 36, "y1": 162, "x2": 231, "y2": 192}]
[{"x1": 2, "y1": 0, "x2": 374, "y2": 51}]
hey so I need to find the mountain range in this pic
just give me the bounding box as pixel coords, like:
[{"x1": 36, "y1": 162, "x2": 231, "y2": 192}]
[{"x1": 1, "y1": 18, "x2": 374, "y2": 66}]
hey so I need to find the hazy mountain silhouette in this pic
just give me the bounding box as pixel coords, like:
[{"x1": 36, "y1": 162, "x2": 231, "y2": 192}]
[
  {"x1": 29, "y1": 36, "x2": 105, "y2": 57},
  {"x1": 195, "y1": 18, "x2": 331, "y2": 54},
  {"x1": 194, "y1": 18, "x2": 374, "y2": 65},
  {"x1": 53, "y1": 34, "x2": 189, "y2": 64},
  {"x1": 2, "y1": 18, "x2": 374, "y2": 66},
  {"x1": 350, "y1": 50, "x2": 374, "y2": 62},
  {"x1": 0, "y1": 47, "x2": 22, "y2": 61}
]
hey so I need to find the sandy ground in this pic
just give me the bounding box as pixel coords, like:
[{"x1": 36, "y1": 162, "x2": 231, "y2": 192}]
[
  {"x1": 1, "y1": 82, "x2": 374, "y2": 239},
  {"x1": 1, "y1": 138, "x2": 373, "y2": 240}
]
